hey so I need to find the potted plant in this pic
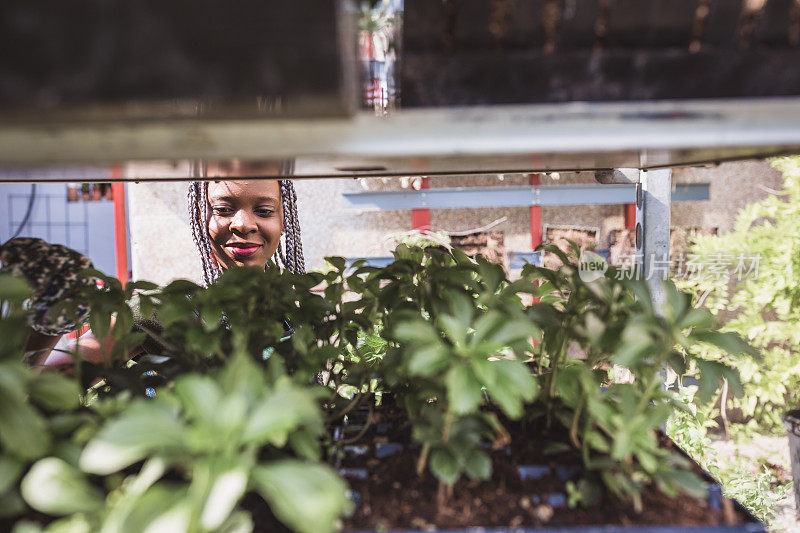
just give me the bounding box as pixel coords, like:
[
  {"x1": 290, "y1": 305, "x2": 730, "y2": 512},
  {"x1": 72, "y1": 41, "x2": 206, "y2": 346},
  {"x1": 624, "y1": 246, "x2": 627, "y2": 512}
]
[{"x1": 0, "y1": 244, "x2": 764, "y2": 532}]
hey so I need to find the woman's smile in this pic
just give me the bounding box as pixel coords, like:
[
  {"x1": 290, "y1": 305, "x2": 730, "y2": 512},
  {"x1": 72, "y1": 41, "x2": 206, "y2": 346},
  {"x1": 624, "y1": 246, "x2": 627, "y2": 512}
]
[
  {"x1": 206, "y1": 180, "x2": 284, "y2": 270},
  {"x1": 226, "y1": 242, "x2": 262, "y2": 258}
]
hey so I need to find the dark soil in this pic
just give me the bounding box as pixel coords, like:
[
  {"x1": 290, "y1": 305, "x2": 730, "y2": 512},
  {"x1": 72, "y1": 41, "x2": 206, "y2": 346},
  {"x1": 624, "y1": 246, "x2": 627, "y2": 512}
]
[{"x1": 336, "y1": 407, "x2": 752, "y2": 531}]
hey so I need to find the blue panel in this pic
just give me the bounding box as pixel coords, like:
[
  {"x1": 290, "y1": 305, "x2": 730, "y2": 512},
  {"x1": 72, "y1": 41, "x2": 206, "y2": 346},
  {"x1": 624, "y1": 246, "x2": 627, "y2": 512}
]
[
  {"x1": 343, "y1": 186, "x2": 534, "y2": 210},
  {"x1": 537, "y1": 184, "x2": 633, "y2": 206},
  {"x1": 48, "y1": 225, "x2": 68, "y2": 246},
  {"x1": 345, "y1": 257, "x2": 395, "y2": 268},
  {"x1": 85, "y1": 202, "x2": 116, "y2": 276}
]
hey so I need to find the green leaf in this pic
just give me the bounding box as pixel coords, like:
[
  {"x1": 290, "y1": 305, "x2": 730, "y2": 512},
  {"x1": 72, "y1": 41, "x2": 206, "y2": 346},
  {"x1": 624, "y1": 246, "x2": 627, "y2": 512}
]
[
  {"x1": 217, "y1": 511, "x2": 254, "y2": 533},
  {"x1": 118, "y1": 483, "x2": 190, "y2": 533},
  {"x1": 679, "y1": 308, "x2": 714, "y2": 330},
  {"x1": 659, "y1": 468, "x2": 707, "y2": 499},
  {"x1": 584, "y1": 312, "x2": 605, "y2": 344},
  {"x1": 486, "y1": 359, "x2": 539, "y2": 418},
  {"x1": 324, "y1": 256, "x2": 346, "y2": 273},
  {"x1": 27, "y1": 373, "x2": 81, "y2": 412},
  {"x1": 0, "y1": 274, "x2": 32, "y2": 303},
  {"x1": 695, "y1": 359, "x2": 724, "y2": 404},
  {"x1": 288, "y1": 429, "x2": 322, "y2": 461},
  {"x1": 429, "y1": 448, "x2": 460, "y2": 485},
  {"x1": 252, "y1": 460, "x2": 348, "y2": 533},
  {"x1": 463, "y1": 449, "x2": 491, "y2": 480},
  {"x1": 393, "y1": 321, "x2": 440, "y2": 345},
  {"x1": 693, "y1": 331, "x2": 759, "y2": 359},
  {"x1": 243, "y1": 387, "x2": 321, "y2": 447},
  {"x1": 0, "y1": 489, "x2": 26, "y2": 520},
  {"x1": 20, "y1": 458, "x2": 104, "y2": 516},
  {"x1": 200, "y1": 466, "x2": 249, "y2": 530},
  {"x1": 0, "y1": 455, "x2": 24, "y2": 495},
  {"x1": 0, "y1": 378, "x2": 51, "y2": 460},
  {"x1": 407, "y1": 345, "x2": 449, "y2": 377},
  {"x1": 438, "y1": 315, "x2": 467, "y2": 348},
  {"x1": 470, "y1": 311, "x2": 504, "y2": 347},
  {"x1": 446, "y1": 291, "x2": 473, "y2": 330},
  {"x1": 42, "y1": 514, "x2": 93, "y2": 533},
  {"x1": 173, "y1": 375, "x2": 222, "y2": 425},
  {"x1": 80, "y1": 403, "x2": 184, "y2": 475},
  {"x1": 445, "y1": 365, "x2": 482, "y2": 414},
  {"x1": 613, "y1": 323, "x2": 652, "y2": 368}
]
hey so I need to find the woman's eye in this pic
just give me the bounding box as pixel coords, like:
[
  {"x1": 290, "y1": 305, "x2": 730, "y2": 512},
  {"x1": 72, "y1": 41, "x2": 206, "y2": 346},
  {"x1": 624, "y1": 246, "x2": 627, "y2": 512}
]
[
  {"x1": 256, "y1": 208, "x2": 275, "y2": 217},
  {"x1": 212, "y1": 206, "x2": 233, "y2": 215}
]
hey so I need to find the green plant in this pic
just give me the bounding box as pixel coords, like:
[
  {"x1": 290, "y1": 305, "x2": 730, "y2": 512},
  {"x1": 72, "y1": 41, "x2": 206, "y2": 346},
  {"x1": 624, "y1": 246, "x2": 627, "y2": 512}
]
[
  {"x1": 2, "y1": 240, "x2": 760, "y2": 530},
  {"x1": 16, "y1": 352, "x2": 347, "y2": 533},
  {"x1": 0, "y1": 274, "x2": 87, "y2": 521},
  {"x1": 2, "y1": 267, "x2": 351, "y2": 533},
  {"x1": 677, "y1": 156, "x2": 800, "y2": 433}
]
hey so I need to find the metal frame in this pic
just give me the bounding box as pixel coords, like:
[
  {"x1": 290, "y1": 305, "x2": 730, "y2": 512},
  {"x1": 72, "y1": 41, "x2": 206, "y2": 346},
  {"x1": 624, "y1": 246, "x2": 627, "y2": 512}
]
[
  {"x1": 635, "y1": 168, "x2": 672, "y2": 311},
  {"x1": 1, "y1": 98, "x2": 799, "y2": 181},
  {"x1": 342, "y1": 183, "x2": 707, "y2": 211}
]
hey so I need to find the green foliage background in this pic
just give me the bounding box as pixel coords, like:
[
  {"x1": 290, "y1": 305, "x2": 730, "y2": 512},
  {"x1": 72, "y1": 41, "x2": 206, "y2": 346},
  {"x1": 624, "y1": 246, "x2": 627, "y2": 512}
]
[{"x1": 676, "y1": 156, "x2": 800, "y2": 433}]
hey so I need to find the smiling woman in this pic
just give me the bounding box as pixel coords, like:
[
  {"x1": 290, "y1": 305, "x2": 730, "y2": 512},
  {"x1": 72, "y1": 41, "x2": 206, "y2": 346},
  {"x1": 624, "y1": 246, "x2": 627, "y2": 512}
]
[
  {"x1": 187, "y1": 160, "x2": 306, "y2": 286},
  {"x1": 207, "y1": 180, "x2": 283, "y2": 270},
  {"x1": 37, "y1": 161, "x2": 306, "y2": 369}
]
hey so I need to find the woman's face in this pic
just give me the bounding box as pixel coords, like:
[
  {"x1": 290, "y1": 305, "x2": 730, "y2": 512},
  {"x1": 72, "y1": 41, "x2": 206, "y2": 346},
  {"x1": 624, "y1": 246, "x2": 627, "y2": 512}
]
[{"x1": 206, "y1": 180, "x2": 283, "y2": 270}]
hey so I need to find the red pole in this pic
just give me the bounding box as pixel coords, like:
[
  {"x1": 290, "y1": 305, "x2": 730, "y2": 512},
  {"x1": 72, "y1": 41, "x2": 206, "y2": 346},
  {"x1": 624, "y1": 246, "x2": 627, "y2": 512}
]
[
  {"x1": 111, "y1": 169, "x2": 129, "y2": 285},
  {"x1": 529, "y1": 173, "x2": 542, "y2": 249},
  {"x1": 624, "y1": 203, "x2": 636, "y2": 229},
  {"x1": 411, "y1": 177, "x2": 431, "y2": 230}
]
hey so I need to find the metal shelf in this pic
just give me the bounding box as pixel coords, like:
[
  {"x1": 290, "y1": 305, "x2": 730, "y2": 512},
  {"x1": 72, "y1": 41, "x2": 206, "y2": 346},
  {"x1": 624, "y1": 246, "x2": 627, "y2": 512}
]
[{"x1": 1, "y1": 97, "x2": 799, "y2": 182}]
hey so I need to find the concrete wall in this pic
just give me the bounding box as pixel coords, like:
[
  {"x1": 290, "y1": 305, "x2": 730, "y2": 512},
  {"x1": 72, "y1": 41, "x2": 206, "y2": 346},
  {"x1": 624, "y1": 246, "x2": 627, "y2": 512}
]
[{"x1": 125, "y1": 162, "x2": 203, "y2": 285}]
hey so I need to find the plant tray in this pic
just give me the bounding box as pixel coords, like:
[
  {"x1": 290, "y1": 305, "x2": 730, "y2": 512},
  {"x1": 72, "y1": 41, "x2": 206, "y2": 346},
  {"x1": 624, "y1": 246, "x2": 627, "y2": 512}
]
[{"x1": 321, "y1": 407, "x2": 766, "y2": 533}]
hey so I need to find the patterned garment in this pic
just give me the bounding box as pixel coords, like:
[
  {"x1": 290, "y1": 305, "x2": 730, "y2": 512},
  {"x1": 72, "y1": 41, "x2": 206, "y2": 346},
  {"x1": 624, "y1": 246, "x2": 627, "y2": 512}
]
[{"x1": 0, "y1": 237, "x2": 94, "y2": 335}]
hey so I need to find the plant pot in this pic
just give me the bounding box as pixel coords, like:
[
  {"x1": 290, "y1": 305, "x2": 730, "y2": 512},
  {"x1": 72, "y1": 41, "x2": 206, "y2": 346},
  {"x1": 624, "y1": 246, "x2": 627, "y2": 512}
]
[
  {"x1": 325, "y1": 410, "x2": 766, "y2": 533},
  {"x1": 66, "y1": 184, "x2": 79, "y2": 202},
  {"x1": 783, "y1": 409, "x2": 800, "y2": 516}
]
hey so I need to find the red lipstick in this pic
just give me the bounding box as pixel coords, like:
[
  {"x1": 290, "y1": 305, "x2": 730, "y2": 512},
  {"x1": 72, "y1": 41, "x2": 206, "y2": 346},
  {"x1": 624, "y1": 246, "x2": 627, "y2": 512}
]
[{"x1": 226, "y1": 243, "x2": 261, "y2": 258}]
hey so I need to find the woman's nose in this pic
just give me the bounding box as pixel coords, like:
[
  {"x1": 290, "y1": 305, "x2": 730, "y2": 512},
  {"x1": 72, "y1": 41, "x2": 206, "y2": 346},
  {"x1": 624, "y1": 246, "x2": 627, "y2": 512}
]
[{"x1": 230, "y1": 210, "x2": 257, "y2": 233}]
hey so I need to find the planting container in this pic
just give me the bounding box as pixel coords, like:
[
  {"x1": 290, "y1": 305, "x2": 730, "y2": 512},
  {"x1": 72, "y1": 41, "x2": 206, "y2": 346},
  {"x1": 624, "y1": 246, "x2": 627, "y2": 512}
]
[{"x1": 329, "y1": 407, "x2": 766, "y2": 533}]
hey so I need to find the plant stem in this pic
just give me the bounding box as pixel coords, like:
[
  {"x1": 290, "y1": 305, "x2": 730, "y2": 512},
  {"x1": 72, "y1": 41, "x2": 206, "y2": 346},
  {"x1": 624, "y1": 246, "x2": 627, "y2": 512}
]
[
  {"x1": 570, "y1": 394, "x2": 584, "y2": 449},
  {"x1": 720, "y1": 378, "x2": 730, "y2": 440},
  {"x1": 416, "y1": 442, "x2": 431, "y2": 477},
  {"x1": 338, "y1": 403, "x2": 374, "y2": 445}
]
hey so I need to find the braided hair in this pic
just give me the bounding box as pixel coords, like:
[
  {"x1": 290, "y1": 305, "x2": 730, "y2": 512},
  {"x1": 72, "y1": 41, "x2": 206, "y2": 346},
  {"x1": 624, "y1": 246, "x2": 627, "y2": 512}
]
[{"x1": 187, "y1": 162, "x2": 305, "y2": 286}]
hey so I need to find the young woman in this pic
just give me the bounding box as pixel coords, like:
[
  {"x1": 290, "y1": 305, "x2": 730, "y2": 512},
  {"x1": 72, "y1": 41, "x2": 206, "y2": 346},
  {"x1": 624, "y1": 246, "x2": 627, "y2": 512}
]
[{"x1": 40, "y1": 160, "x2": 305, "y2": 367}]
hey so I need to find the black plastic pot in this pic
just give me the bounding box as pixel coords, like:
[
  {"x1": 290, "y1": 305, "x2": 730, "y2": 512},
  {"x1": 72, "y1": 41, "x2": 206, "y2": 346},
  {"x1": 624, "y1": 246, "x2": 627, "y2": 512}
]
[{"x1": 783, "y1": 409, "x2": 800, "y2": 516}]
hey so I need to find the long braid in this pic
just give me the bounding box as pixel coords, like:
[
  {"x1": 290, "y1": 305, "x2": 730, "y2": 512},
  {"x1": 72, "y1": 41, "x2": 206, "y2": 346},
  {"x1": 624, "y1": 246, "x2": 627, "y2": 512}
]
[
  {"x1": 188, "y1": 181, "x2": 222, "y2": 286},
  {"x1": 280, "y1": 180, "x2": 305, "y2": 273},
  {"x1": 277, "y1": 159, "x2": 305, "y2": 274}
]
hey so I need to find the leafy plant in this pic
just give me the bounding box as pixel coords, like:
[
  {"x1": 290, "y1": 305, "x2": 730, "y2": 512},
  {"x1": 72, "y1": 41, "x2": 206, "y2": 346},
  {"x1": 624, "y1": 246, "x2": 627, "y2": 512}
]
[
  {"x1": 0, "y1": 274, "x2": 86, "y2": 521},
  {"x1": 1, "y1": 238, "x2": 759, "y2": 530},
  {"x1": 676, "y1": 156, "x2": 800, "y2": 433},
  {"x1": 17, "y1": 352, "x2": 347, "y2": 533}
]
